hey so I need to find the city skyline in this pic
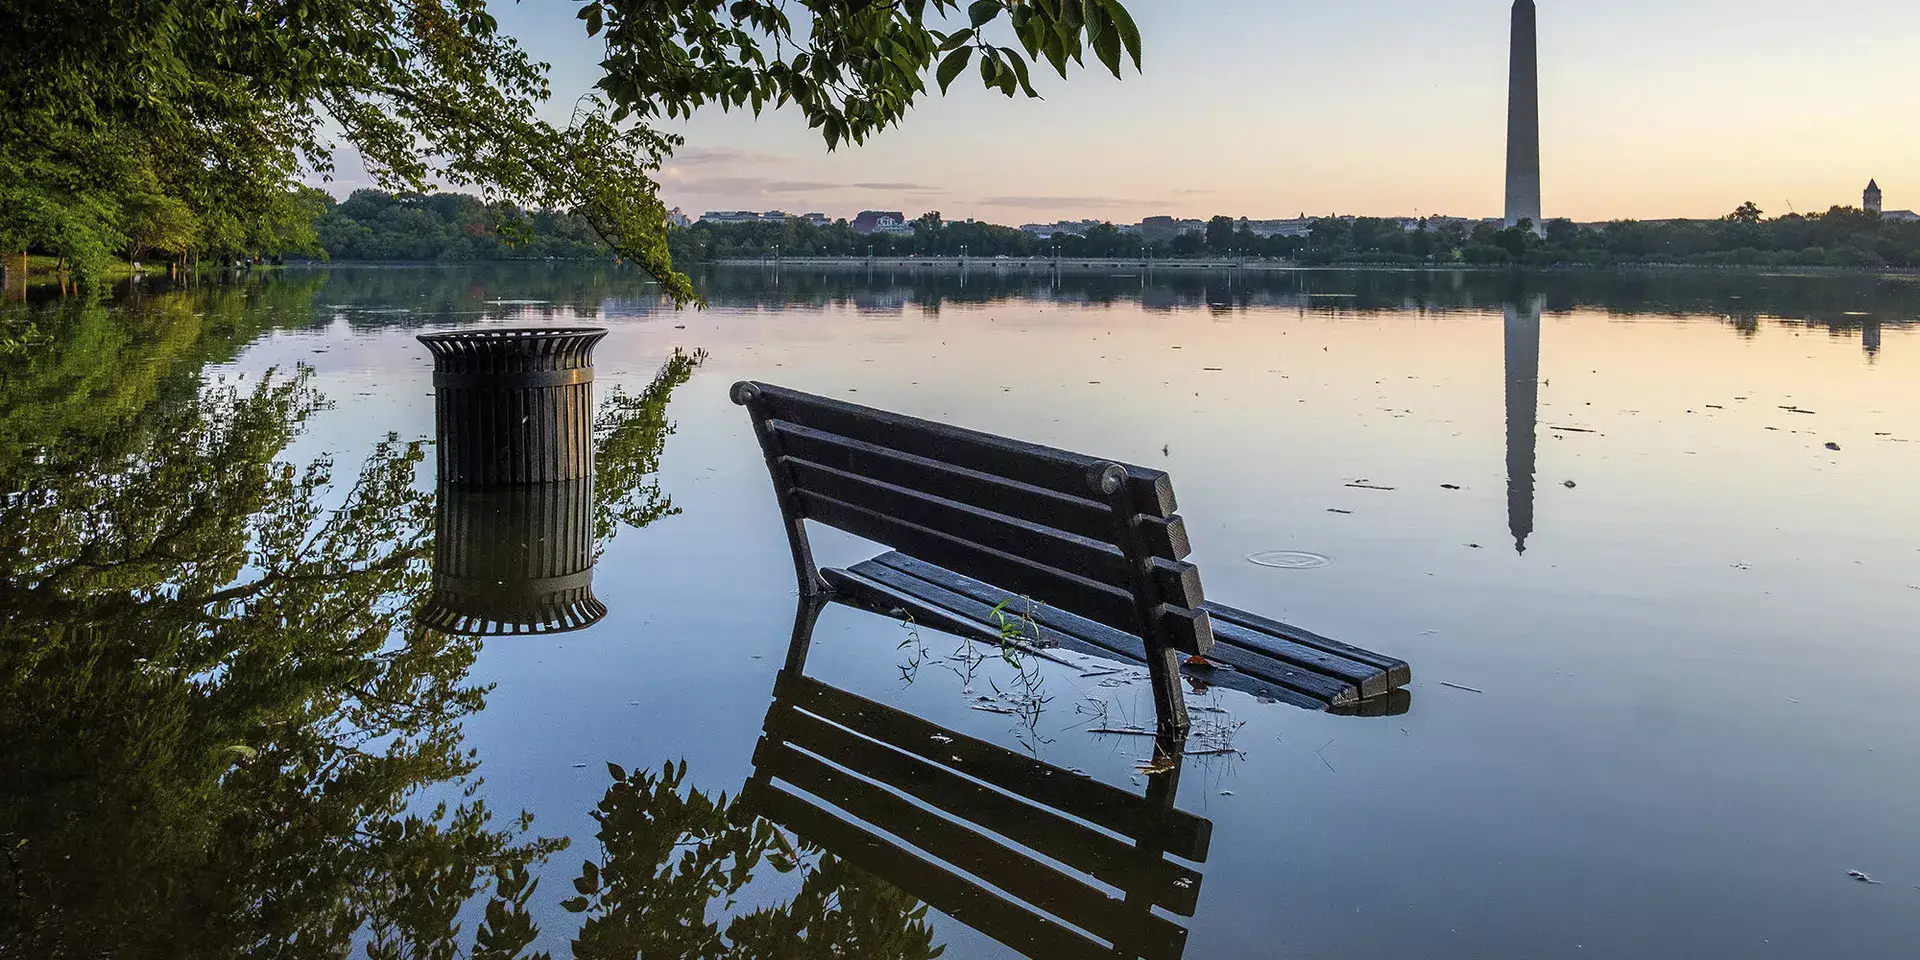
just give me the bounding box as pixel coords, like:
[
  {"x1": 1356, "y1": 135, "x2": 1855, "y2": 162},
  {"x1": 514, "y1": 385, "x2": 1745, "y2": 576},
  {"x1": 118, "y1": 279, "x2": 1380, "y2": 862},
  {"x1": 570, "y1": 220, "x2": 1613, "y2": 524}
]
[{"x1": 427, "y1": 0, "x2": 1920, "y2": 225}]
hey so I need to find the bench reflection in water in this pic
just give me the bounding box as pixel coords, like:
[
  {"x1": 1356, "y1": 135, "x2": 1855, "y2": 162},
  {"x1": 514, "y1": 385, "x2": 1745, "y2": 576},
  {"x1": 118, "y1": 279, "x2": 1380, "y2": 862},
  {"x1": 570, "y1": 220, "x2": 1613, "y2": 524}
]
[
  {"x1": 726, "y1": 594, "x2": 1211, "y2": 960},
  {"x1": 739, "y1": 671, "x2": 1210, "y2": 960}
]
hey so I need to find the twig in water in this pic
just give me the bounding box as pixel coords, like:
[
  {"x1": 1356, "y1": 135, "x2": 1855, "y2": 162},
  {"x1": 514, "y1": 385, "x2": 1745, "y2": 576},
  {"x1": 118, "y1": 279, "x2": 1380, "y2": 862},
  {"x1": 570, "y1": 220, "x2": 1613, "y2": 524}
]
[
  {"x1": 1185, "y1": 747, "x2": 1241, "y2": 757},
  {"x1": 1439, "y1": 681, "x2": 1484, "y2": 694},
  {"x1": 1088, "y1": 727, "x2": 1158, "y2": 737}
]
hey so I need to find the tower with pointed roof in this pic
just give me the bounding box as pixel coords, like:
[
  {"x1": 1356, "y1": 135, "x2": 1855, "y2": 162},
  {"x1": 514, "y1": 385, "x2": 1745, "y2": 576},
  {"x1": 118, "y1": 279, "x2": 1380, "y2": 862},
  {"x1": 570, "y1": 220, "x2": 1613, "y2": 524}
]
[{"x1": 1864, "y1": 180, "x2": 1883, "y2": 214}]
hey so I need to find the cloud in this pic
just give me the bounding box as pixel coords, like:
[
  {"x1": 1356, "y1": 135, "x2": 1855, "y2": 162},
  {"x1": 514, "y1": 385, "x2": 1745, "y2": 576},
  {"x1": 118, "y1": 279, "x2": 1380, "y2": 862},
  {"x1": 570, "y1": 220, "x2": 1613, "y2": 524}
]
[
  {"x1": 668, "y1": 176, "x2": 840, "y2": 194},
  {"x1": 670, "y1": 146, "x2": 790, "y2": 165},
  {"x1": 850, "y1": 182, "x2": 943, "y2": 192},
  {"x1": 978, "y1": 195, "x2": 1146, "y2": 210}
]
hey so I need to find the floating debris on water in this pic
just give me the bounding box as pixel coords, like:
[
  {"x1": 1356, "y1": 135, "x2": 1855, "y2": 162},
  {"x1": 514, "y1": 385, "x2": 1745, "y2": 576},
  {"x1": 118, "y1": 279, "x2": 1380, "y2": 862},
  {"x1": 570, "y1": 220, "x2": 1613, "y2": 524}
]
[
  {"x1": 1848, "y1": 870, "x2": 1883, "y2": 885},
  {"x1": 1439, "y1": 682, "x2": 1484, "y2": 694},
  {"x1": 1563, "y1": 480, "x2": 1578, "y2": 488},
  {"x1": 1825, "y1": 442, "x2": 1841, "y2": 451}
]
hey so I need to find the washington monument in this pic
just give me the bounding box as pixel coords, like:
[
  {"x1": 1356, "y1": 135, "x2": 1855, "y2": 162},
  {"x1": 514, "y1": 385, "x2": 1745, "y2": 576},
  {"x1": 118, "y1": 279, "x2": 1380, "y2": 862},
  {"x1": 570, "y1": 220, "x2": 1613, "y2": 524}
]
[{"x1": 1505, "y1": 0, "x2": 1543, "y2": 232}]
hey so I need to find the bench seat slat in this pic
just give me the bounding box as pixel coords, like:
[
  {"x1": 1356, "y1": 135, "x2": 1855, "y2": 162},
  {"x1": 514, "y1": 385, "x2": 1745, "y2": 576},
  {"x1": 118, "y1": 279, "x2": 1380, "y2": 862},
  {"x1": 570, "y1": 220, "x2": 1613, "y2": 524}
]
[
  {"x1": 774, "y1": 670, "x2": 1213, "y2": 860},
  {"x1": 781, "y1": 457, "x2": 1203, "y2": 604},
  {"x1": 1206, "y1": 617, "x2": 1389, "y2": 699},
  {"x1": 764, "y1": 701, "x2": 1204, "y2": 916},
  {"x1": 750, "y1": 739, "x2": 1191, "y2": 960},
  {"x1": 793, "y1": 490, "x2": 1212, "y2": 653},
  {"x1": 1200, "y1": 602, "x2": 1413, "y2": 688},
  {"x1": 825, "y1": 560, "x2": 1336, "y2": 714},
  {"x1": 752, "y1": 382, "x2": 1177, "y2": 517},
  {"x1": 743, "y1": 781, "x2": 1116, "y2": 960},
  {"x1": 854, "y1": 552, "x2": 1404, "y2": 708}
]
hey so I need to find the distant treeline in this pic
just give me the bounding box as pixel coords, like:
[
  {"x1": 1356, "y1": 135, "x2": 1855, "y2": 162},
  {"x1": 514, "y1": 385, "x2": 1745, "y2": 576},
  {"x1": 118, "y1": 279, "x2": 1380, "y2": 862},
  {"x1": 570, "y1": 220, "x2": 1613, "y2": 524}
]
[
  {"x1": 670, "y1": 205, "x2": 1920, "y2": 270},
  {"x1": 313, "y1": 189, "x2": 608, "y2": 261},
  {"x1": 306, "y1": 193, "x2": 1920, "y2": 271}
]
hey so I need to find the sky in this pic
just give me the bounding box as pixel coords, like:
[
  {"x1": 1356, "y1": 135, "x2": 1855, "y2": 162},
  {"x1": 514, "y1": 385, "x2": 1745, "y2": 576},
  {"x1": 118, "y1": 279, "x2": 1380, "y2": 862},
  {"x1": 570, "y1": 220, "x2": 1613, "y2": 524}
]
[{"x1": 339, "y1": 0, "x2": 1920, "y2": 224}]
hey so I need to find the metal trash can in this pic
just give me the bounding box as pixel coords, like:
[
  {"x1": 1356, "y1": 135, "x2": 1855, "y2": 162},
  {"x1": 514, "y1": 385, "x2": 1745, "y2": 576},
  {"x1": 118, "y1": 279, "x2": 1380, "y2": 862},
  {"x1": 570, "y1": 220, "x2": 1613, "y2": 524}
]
[
  {"x1": 417, "y1": 327, "x2": 608, "y2": 484},
  {"x1": 421, "y1": 479, "x2": 605, "y2": 635}
]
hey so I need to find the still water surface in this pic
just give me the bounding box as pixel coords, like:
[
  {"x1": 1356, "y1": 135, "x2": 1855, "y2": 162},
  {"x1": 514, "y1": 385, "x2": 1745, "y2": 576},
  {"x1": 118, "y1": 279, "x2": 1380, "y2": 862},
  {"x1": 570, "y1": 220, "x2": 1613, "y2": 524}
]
[{"x1": 4, "y1": 264, "x2": 1919, "y2": 958}]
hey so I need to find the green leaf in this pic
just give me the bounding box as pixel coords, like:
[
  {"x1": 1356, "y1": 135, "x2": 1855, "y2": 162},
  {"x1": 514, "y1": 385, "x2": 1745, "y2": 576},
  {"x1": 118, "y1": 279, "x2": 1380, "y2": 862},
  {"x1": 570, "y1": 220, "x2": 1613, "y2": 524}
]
[
  {"x1": 1092, "y1": 27, "x2": 1122, "y2": 78},
  {"x1": 1105, "y1": 0, "x2": 1142, "y2": 69},
  {"x1": 936, "y1": 46, "x2": 973, "y2": 93},
  {"x1": 939, "y1": 27, "x2": 975, "y2": 51},
  {"x1": 572, "y1": 860, "x2": 600, "y2": 894},
  {"x1": 560, "y1": 896, "x2": 589, "y2": 913},
  {"x1": 1001, "y1": 48, "x2": 1037, "y2": 97},
  {"x1": 606, "y1": 761, "x2": 626, "y2": 780},
  {"x1": 968, "y1": 0, "x2": 1000, "y2": 28}
]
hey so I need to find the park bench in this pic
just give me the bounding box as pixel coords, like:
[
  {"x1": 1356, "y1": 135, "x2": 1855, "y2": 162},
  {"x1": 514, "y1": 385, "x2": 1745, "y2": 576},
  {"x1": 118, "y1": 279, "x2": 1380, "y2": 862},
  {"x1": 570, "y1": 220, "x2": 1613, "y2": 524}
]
[
  {"x1": 731, "y1": 381, "x2": 1412, "y2": 736},
  {"x1": 740, "y1": 667, "x2": 1210, "y2": 960}
]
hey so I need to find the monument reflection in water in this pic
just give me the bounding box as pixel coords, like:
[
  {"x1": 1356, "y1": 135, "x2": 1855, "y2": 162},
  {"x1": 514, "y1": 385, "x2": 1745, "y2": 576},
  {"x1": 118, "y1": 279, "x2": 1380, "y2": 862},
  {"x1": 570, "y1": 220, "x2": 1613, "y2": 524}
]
[{"x1": 417, "y1": 327, "x2": 609, "y2": 635}]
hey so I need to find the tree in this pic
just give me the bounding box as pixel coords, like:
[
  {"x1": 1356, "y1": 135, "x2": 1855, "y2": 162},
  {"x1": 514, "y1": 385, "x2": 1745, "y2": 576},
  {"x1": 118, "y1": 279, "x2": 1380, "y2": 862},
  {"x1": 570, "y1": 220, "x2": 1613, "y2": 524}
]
[
  {"x1": 1204, "y1": 215, "x2": 1235, "y2": 253},
  {"x1": 1726, "y1": 201, "x2": 1764, "y2": 224},
  {"x1": 1, "y1": 284, "x2": 710, "y2": 956},
  {"x1": 3, "y1": 0, "x2": 1143, "y2": 293}
]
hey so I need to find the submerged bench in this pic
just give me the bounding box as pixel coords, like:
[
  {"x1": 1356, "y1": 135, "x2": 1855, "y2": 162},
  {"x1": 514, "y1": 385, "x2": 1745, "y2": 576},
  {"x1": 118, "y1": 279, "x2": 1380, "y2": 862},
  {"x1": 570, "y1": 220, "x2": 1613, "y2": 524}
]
[
  {"x1": 732, "y1": 381, "x2": 1412, "y2": 735},
  {"x1": 741, "y1": 670, "x2": 1210, "y2": 960}
]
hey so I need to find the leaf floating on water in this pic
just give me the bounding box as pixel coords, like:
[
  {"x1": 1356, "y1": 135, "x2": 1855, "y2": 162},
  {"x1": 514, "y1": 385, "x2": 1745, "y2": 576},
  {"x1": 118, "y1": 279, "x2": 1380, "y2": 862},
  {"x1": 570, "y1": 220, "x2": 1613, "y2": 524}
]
[
  {"x1": 1848, "y1": 870, "x2": 1884, "y2": 885},
  {"x1": 1825, "y1": 442, "x2": 1841, "y2": 451},
  {"x1": 1441, "y1": 483, "x2": 1462, "y2": 490}
]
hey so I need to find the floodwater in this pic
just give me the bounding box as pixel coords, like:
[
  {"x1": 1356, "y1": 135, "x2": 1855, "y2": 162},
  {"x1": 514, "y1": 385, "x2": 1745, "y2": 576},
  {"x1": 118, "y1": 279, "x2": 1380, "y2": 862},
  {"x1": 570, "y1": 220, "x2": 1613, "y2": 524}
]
[{"x1": 5, "y1": 263, "x2": 1920, "y2": 958}]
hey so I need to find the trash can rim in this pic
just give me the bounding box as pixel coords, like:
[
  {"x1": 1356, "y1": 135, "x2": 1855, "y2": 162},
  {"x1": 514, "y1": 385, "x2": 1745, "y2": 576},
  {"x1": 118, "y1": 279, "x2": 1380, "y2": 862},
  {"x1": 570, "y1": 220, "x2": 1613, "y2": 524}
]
[{"x1": 417, "y1": 325, "x2": 607, "y2": 344}]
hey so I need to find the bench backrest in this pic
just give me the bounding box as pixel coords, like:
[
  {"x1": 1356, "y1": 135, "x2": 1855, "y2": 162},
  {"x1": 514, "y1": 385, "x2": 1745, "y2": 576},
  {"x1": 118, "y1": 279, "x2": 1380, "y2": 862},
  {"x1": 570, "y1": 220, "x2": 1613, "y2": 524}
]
[
  {"x1": 733, "y1": 381, "x2": 1214, "y2": 654},
  {"x1": 742, "y1": 672, "x2": 1209, "y2": 960}
]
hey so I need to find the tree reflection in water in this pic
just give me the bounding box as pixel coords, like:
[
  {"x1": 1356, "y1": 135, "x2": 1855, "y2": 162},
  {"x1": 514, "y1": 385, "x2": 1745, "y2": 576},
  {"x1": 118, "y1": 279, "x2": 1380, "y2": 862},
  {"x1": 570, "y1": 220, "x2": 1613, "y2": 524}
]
[
  {"x1": 563, "y1": 762, "x2": 941, "y2": 960},
  {"x1": 0, "y1": 292, "x2": 704, "y2": 958}
]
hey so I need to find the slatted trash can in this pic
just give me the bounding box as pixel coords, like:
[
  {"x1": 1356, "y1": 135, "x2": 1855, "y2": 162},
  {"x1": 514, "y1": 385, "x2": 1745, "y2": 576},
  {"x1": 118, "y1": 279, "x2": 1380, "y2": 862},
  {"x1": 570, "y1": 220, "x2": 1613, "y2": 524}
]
[
  {"x1": 417, "y1": 327, "x2": 608, "y2": 484},
  {"x1": 421, "y1": 480, "x2": 606, "y2": 635},
  {"x1": 418, "y1": 327, "x2": 608, "y2": 635}
]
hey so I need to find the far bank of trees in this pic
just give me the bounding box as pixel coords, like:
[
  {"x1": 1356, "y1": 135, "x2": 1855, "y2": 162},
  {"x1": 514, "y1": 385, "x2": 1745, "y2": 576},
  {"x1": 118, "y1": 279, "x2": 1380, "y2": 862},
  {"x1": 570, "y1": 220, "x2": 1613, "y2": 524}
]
[
  {"x1": 314, "y1": 190, "x2": 609, "y2": 262},
  {"x1": 669, "y1": 205, "x2": 1920, "y2": 270}
]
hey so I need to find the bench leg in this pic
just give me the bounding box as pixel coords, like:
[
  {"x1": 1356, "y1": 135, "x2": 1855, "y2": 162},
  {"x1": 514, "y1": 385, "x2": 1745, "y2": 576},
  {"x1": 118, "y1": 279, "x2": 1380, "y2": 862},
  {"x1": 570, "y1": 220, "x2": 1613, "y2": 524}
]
[
  {"x1": 780, "y1": 593, "x2": 829, "y2": 675},
  {"x1": 1143, "y1": 643, "x2": 1190, "y2": 738}
]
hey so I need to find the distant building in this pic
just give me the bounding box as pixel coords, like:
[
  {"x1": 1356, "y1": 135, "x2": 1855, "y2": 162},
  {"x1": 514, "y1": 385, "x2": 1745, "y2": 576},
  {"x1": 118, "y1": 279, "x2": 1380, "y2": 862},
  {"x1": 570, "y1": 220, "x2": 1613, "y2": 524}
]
[
  {"x1": 1241, "y1": 218, "x2": 1316, "y2": 238},
  {"x1": 800, "y1": 212, "x2": 832, "y2": 225},
  {"x1": 1137, "y1": 216, "x2": 1204, "y2": 241},
  {"x1": 700, "y1": 210, "x2": 764, "y2": 223},
  {"x1": 1861, "y1": 180, "x2": 1918, "y2": 220},
  {"x1": 852, "y1": 211, "x2": 912, "y2": 236},
  {"x1": 665, "y1": 207, "x2": 692, "y2": 228},
  {"x1": 1019, "y1": 219, "x2": 1109, "y2": 237}
]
